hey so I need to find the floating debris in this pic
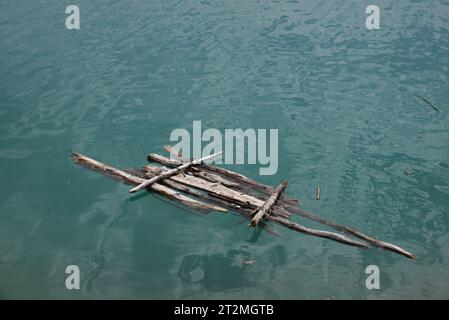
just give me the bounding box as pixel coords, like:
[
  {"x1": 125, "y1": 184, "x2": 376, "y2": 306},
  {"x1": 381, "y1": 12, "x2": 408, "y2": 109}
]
[
  {"x1": 316, "y1": 187, "x2": 321, "y2": 200},
  {"x1": 243, "y1": 259, "x2": 257, "y2": 266},
  {"x1": 404, "y1": 169, "x2": 415, "y2": 176},
  {"x1": 71, "y1": 147, "x2": 416, "y2": 260},
  {"x1": 415, "y1": 94, "x2": 439, "y2": 112}
]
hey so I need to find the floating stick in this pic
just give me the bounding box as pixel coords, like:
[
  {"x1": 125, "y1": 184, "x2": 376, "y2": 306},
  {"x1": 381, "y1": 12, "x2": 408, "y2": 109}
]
[
  {"x1": 71, "y1": 152, "x2": 227, "y2": 213},
  {"x1": 415, "y1": 94, "x2": 439, "y2": 111},
  {"x1": 129, "y1": 151, "x2": 222, "y2": 193}
]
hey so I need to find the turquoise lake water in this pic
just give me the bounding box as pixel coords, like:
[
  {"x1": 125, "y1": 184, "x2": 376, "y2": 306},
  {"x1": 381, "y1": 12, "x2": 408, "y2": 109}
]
[{"x1": 1, "y1": 0, "x2": 449, "y2": 299}]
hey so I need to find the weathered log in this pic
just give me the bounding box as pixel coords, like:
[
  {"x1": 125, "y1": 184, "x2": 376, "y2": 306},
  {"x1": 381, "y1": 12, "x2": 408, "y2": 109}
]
[
  {"x1": 162, "y1": 145, "x2": 271, "y2": 191},
  {"x1": 290, "y1": 208, "x2": 416, "y2": 260},
  {"x1": 143, "y1": 165, "x2": 291, "y2": 218},
  {"x1": 130, "y1": 151, "x2": 223, "y2": 193},
  {"x1": 148, "y1": 152, "x2": 299, "y2": 207},
  {"x1": 192, "y1": 170, "x2": 241, "y2": 188},
  {"x1": 163, "y1": 145, "x2": 300, "y2": 206},
  {"x1": 250, "y1": 181, "x2": 288, "y2": 227},
  {"x1": 71, "y1": 153, "x2": 228, "y2": 213},
  {"x1": 268, "y1": 216, "x2": 369, "y2": 248}
]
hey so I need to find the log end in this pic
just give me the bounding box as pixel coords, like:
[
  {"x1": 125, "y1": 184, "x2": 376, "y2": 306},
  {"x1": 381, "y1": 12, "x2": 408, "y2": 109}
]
[
  {"x1": 71, "y1": 152, "x2": 82, "y2": 161},
  {"x1": 164, "y1": 145, "x2": 181, "y2": 157}
]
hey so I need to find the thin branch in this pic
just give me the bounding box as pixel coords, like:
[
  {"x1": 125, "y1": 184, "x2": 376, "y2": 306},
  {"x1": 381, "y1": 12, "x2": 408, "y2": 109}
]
[
  {"x1": 415, "y1": 94, "x2": 439, "y2": 111},
  {"x1": 130, "y1": 151, "x2": 222, "y2": 193}
]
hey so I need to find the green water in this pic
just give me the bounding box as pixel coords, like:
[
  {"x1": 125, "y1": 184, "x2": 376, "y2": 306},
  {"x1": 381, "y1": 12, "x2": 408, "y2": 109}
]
[{"x1": 1, "y1": 0, "x2": 449, "y2": 299}]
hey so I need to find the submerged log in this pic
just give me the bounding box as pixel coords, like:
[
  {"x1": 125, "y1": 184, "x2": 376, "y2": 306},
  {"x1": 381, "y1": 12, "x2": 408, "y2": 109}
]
[
  {"x1": 129, "y1": 151, "x2": 222, "y2": 193},
  {"x1": 250, "y1": 181, "x2": 288, "y2": 227},
  {"x1": 71, "y1": 153, "x2": 228, "y2": 213}
]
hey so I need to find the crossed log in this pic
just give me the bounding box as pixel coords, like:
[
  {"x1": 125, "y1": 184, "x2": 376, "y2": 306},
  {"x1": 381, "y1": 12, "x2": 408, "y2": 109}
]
[{"x1": 71, "y1": 148, "x2": 416, "y2": 260}]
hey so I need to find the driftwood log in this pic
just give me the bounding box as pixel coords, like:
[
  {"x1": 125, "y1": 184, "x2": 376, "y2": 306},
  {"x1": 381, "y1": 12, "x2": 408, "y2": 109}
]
[
  {"x1": 71, "y1": 153, "x2": 227, "y2": 213},
  {"x1": 163, "y1": 145, "x2": 300, "y2": 206},
  {"x1": 150, "y1": 152, "x2": 300, "y2": 210},
  {"x1": 71, "y1": 149, "x2": 416, "y2": 259},
  {"x1": 143, "y1": 165, "x2": 292, "y2": 218}
]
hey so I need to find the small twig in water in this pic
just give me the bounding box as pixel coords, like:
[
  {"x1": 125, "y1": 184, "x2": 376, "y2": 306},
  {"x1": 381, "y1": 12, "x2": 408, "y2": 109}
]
[
  {"x1": 415, "y1": 94, "x2": 439, "y2": 111},
  {"x1": 243, "y1": 259, "x2": 256, "y2": 266}
]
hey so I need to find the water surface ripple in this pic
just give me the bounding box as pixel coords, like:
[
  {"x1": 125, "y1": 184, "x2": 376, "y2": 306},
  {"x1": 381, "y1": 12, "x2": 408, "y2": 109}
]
[{"x1": 0, "y1": 0, "x2": 448, "y2": 299}]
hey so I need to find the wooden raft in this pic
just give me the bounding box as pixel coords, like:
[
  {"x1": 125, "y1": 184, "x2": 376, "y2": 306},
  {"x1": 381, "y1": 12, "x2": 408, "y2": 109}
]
[{"x1": 71, "y1": 146, "x2": 416, "y2": 260}]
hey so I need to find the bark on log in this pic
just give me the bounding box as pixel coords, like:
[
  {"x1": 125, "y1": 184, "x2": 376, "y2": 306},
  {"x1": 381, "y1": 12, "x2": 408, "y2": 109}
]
[
  {"x1": 250, "y1": 181, "x2": 288, "y2": 227},
  {"x1": 71, "y1": 153, "x2": 228, "y2": 213}
]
